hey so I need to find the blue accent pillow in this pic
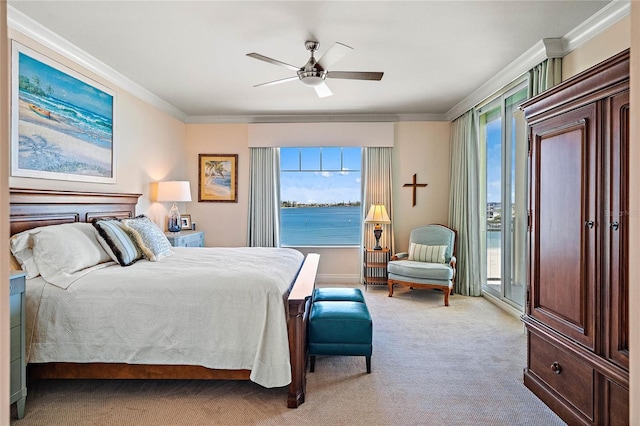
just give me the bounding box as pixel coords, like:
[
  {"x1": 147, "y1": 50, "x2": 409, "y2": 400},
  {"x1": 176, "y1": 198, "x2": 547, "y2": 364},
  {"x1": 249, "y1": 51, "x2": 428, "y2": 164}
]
[{"x1": 92, "y1": 218, "x2": 142, "y2": 266}]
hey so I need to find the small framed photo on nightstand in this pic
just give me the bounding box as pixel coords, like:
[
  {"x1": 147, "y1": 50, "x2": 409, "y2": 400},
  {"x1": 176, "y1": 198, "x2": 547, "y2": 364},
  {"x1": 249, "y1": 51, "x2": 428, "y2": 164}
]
[{"x1": 180, "y1": 214, "x2": 192, "y2": 230}]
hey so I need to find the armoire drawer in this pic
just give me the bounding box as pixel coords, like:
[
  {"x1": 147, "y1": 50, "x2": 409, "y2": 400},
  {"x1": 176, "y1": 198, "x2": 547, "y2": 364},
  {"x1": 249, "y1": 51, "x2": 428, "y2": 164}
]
[{"x1": 529, "y1": 332, "x2": 594, "y2": 420}]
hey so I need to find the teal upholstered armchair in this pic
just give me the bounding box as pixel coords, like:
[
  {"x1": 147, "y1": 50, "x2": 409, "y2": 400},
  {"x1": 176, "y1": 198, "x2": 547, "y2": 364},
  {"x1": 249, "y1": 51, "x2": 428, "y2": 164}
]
[{"x1": 387, "y1": 224, "x2": 457, "y2": 306}]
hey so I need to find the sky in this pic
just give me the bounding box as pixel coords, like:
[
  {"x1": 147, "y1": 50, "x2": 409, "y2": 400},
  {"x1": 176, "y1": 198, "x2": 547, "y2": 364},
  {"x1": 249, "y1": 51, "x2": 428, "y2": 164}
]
[
  {"x1": 280, "y1": 147, "x2": 361, "y2": 204},
  {"x1": 19, "y1": 50, "x2": 113, "y2": 119},
  {"x1": 486, "y1": 118, "x2": 502, "y2": 203}
]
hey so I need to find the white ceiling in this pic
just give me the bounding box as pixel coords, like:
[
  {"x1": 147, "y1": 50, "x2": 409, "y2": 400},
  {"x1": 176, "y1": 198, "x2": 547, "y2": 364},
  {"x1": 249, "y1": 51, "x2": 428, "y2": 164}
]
[{"x1": 8, "y1": 1, "x2": 616, "y2": 122}]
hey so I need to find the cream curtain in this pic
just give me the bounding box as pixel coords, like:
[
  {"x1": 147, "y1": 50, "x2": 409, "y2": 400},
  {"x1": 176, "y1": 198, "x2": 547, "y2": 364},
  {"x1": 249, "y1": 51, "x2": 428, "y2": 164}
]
[
  {"x1": 361, "y1": 146, "x2": 394, "y2": 256},
  {"x1": 247, "y1": 147, "x2": 281, "y2": 247},
  {"x1": 529, "y1": 58, "x2": 562, "y2": 97},
  {"x1": 448, "y1": 110, "x2": 482, "y2": 296}
]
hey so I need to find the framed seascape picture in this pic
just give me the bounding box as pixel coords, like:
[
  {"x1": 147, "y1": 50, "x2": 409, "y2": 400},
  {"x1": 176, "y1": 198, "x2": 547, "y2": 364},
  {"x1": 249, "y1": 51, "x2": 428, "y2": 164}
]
[
  {"x1": 11, "y1": 41, "x2": 116, "y2": 183},
  {"x1": 198, "y1": 154, "x2": 238, "y2": 202}
]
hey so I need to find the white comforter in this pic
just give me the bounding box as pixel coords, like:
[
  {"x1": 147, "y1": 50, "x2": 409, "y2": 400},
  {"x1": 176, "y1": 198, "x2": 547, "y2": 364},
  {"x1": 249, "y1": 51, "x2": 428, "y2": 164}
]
[{"x1": 25, "y1": 247, "x2": 304, "y2": 388}]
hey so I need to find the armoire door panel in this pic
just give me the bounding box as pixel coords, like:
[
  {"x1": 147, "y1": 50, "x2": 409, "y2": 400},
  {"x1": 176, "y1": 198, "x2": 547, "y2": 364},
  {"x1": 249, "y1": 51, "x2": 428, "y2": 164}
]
[
  {"x1": 606, "y1": 90, "x2": 629, "y2": 370},
  {"x1": 530, "y1": 104, "x2": 597, "y2": 350}
]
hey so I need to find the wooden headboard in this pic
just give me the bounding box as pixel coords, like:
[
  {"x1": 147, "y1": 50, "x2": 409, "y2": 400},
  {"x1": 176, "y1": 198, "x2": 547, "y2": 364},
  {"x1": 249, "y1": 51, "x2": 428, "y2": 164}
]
[{"x1": 10, "y1": 188, "x2": 142, "y2": 236}]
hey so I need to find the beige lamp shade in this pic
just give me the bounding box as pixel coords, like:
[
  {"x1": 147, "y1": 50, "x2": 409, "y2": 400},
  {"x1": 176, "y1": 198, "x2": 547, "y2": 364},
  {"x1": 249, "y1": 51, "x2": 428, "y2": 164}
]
[
  {"x1": 364, "y1": 203, "x2": 390, "y2": 250},
  {"x1": 157, "y1": 181, "x2": 192, "y2": 203},
  {"x1": 364, "y1": 204, "x2": 391, "y2": 225}
]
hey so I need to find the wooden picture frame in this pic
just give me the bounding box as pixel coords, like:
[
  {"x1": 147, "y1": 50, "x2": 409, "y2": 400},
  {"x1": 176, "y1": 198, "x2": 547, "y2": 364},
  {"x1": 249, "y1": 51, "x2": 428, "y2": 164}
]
[
  {"x1": 11, "y1": 41, "x2": 116, "y2": 183},
  {"x1": 180, "y1": 214, "x2": 192, "y2": 230},
  {"x1": 198, "y1": 154, "x2": 238, "y2": 202}
]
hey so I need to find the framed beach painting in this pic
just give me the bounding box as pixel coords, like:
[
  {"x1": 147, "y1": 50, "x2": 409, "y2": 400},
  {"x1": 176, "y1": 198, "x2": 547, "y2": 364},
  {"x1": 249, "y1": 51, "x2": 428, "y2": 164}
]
[
  {"x1": 11, "y1": 41, "x2": 116, "y2": 183},
  {"x1": 198, "y1": 154, "x2": 238, "y2": 202}
]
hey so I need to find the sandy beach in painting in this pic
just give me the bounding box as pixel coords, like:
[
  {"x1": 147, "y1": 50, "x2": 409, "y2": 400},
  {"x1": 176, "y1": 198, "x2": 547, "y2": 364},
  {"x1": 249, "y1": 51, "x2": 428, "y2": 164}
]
[
  {"x1": 17, "y1": 98, "x2": 111, "y2": 176},
  {"x1": 203, "y1": 181, "x2": 232, "y2": 199}
]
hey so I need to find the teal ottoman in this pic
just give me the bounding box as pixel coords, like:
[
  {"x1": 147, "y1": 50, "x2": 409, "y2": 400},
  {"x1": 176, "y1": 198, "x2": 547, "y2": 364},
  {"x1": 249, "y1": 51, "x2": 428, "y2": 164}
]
[
  {"x1": 313, "y1": 287, "x2": 366, "y2": 303},
  {"x1": 308, "y1": 300, "x2": 373, "y2": 373}
]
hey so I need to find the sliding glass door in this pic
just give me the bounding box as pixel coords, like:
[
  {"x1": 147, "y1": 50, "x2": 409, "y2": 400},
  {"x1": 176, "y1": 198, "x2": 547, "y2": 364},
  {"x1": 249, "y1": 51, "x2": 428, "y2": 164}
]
[{"x1": 478, "y1": 83, "x2": 528, "y2": 309}]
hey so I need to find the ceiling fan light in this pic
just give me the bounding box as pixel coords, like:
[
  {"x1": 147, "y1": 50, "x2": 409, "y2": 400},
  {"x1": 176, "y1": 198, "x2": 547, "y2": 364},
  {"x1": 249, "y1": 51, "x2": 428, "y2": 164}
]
[
  {"x1": 300, "y1": 76, "x2": 324, "y2": 87},
  {"x1": 297, "y1": 70, "x2": 327, "y2": 86}
]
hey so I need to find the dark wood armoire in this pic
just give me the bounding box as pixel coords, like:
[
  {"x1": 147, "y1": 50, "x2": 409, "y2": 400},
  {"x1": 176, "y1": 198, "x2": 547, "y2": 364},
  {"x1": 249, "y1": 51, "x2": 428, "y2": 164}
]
[{"x1": 521, "y1": 49, "x2": 629, "y2": 425}]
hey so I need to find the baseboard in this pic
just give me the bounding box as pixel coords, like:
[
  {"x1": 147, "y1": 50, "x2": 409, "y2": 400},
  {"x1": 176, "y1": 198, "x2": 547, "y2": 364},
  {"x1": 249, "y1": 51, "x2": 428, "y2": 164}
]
[
  {"x1": 316, "y1": 274, "x2": 360, "y2": 285},
  {"x1": 482, "y1": 291, "x2": 524, "y2": 319}
]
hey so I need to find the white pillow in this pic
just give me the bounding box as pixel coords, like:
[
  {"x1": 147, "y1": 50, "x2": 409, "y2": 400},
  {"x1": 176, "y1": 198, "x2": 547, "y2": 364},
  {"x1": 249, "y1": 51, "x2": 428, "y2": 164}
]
[
  {"x1": 32, "y1": 222, "x2": 114, "y2": 289},
  {"x1": 408, "y1": 243, "x2": 448, "y2": 263},
  {"x1": 10, "y1": 228, "x2": 42, "y2": 278}
]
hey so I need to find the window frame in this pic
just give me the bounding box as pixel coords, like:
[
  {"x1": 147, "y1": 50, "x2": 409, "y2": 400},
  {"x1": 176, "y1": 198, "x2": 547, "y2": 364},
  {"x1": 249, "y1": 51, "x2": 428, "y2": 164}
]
[{"x1": 279, "y1": 147, "x2": 363, "y2": 247}]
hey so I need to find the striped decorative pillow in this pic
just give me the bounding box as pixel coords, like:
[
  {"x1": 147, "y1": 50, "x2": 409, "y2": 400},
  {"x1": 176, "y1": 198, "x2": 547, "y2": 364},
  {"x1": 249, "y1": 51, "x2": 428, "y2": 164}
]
[
  {"x1": 92, "y1": 219, "x2": 142, "y2": 266},
  {"x1": 408, "y1": 243, "x2": 447, "y2": 263}
]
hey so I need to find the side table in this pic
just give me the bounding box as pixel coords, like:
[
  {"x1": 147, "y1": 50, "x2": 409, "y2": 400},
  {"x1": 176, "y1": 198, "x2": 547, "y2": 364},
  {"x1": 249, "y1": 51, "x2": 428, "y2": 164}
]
[
  {"x1": 165, "y1": 230, "x2": 205, "y2": 247},
  {"x1": 10, "y1": 271, "x2": 27, "y2": 419},
  {"x1": 363, "y1": 248, "x2": 390, "y2": 290}
]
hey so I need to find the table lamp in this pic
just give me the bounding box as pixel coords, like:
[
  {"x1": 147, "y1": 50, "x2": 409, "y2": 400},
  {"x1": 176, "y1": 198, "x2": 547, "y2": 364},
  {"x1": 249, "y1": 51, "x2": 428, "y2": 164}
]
[
  {"x1": 364, "y1": 204, "x2": 391, "y2": 250},
  {"x1": 157, "y1": 181, "x2": 192, "y2": 232}
]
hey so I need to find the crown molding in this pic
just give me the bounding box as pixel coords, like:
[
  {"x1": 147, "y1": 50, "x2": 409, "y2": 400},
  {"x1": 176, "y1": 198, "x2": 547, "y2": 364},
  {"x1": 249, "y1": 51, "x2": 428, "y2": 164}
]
[
  {"x1": 563, "y1": 0, "x2": 630, "y2": 53},
  {"x1": 186, "y1": 113, "x2": 447, "y2": 124},
  {"x1": 445, "y1": 0, "x2": 630, "y2": 122},
  {"x1": 7, "y1": 5, "x2": 188, "y2": 123}
]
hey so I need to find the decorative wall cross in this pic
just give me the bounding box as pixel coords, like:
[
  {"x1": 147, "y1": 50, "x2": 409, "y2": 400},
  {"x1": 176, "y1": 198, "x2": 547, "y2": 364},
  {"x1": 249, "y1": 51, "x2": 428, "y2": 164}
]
[{"x1": 403, "y1": 174, "x2": 428, "y2": 207}]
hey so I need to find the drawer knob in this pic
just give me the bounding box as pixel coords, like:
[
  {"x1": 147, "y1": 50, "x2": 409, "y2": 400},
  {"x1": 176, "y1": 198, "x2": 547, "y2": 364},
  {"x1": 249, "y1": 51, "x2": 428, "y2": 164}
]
[{"x1": 550, "y1": 361, "x2": 562, "y2": 374}]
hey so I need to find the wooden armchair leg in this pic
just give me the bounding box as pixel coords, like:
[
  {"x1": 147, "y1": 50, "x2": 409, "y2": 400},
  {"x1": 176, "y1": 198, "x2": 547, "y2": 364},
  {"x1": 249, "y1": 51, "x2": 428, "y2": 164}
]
[{"x1": 388, "y1": 281, "x2": 394, "y2": 297}]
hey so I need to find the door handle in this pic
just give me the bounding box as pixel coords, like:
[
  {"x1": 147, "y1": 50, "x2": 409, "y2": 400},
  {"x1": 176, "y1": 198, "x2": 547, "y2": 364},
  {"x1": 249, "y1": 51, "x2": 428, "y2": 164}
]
[
  {"x1": 585, "y1": 220, "x2": 594, "y2": 229},
  {"x1": 611, "y1": 221, "x2": 619, "y2": 231}
]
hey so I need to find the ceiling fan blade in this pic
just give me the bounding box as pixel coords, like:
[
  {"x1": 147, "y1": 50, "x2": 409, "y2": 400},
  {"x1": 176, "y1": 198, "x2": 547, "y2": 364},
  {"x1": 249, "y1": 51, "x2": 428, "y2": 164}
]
[
  {"x1": 246, "y1": 53, "x2": 300, "y2": 71},
  {"x1": 254, "y1": 76, "x2": 299, "y2": 87},
  {"x1": 317, "y1": 42, "x2": 352, "y2": 69},
  {"x1": 326, "y1": 71, "x2": 384, "y2": 81},
  {"x1": 313, "y1": 81, "x2": 333, "y2": 98}
]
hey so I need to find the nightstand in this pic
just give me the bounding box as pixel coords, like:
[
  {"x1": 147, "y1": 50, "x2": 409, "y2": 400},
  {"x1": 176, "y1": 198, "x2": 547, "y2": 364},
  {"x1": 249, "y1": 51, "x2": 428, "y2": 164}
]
[
  {"x1": 165, "y1": 230, "x2": 205, "y2": 247},
  {"x1": 363, "y1": 248, "x2": 390, "y2": 290},
  {"x1": 10, "y1": 271, "x2": 27, "y2": 419}
]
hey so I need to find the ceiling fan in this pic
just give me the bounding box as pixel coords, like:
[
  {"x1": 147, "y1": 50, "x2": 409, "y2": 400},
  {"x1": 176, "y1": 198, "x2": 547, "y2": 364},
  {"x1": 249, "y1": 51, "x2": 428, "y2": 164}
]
[{"x1": 246, "y1": 40, "x2": 383, "y2": 98}]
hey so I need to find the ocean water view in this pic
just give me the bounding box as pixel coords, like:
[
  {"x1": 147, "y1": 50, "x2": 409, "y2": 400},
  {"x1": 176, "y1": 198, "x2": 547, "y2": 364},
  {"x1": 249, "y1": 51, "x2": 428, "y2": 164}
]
[
  {"x1": 281, "y1": 206, "x2": 362, "y2": 246},
  {"x1": 20, "y1": 91, "x2": 113, "y2": 149}
]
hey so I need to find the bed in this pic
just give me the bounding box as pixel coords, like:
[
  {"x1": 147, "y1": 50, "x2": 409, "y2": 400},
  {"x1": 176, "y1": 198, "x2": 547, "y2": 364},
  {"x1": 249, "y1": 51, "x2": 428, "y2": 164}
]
[{"x1": 9, "y1": 188, "x2": 319, "y2": 408}]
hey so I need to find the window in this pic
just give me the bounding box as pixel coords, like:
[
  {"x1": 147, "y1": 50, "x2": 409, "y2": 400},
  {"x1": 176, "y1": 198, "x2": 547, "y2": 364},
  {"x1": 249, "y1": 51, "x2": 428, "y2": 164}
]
[
  {"x1": 478, "y1": 83, "x2": 528, "y2": 309},
  {"x1": 280, "y1": 147, "x2": 362, "y2": 246}
]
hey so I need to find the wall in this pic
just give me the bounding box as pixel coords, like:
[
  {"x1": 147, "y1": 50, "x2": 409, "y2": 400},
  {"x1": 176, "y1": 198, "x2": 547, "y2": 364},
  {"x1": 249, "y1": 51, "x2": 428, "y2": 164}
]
[
  {"x1": 8, "y1": 30, "x2": 187, "y2": 224},
  {"x1": 1, "y1": 3, "x2": 10, "y2": 423},
  {"x1": 562, "y1": 15, "x2": 630, "y2": 80},
  {"x1": 185, "y1": 124, "x2": 250, "y2": 247},
  {"x1": 392, "y1": 122, "x2": 451, "y2": 252},
  {"x1": 185, "y1": 121, "x2": 451, "y2": 283},
  {"x1": 629, "y1": 4, "x2": 639, "y2": 423}
]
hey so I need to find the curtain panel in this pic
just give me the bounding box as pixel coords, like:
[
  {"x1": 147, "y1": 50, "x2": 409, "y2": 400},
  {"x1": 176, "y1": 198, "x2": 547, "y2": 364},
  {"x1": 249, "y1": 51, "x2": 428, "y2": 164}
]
[
  {"x1": 448, "y1": 111, "x2": 482, "y2": 296},
  {"x1": 529, "y1": 58, "x2": 562, "y2": 97},
  {"x1": 361, "y1": 147, "x2": 394, "y2": 278},
  {"x1": 247, "y1": 147, "x2": 281, "y2": 247}
]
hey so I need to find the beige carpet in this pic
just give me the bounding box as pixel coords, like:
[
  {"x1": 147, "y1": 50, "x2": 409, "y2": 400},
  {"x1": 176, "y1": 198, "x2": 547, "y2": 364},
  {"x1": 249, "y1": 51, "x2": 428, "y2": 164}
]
[{"x1": 11, "y1": 284, "x2": 565, "y2": 426}]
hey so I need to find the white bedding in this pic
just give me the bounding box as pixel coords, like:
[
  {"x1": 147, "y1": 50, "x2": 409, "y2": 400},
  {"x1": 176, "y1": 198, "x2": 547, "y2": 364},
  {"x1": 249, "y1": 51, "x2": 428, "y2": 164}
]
[{"x1": 25, "y1": 246, "x2": 305, "y2": 388}]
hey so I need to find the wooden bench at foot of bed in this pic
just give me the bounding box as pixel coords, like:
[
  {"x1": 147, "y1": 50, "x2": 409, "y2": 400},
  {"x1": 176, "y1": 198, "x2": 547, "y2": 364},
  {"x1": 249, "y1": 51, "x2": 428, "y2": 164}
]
[{"x1": 10, "y1": 188, "x2": 319, "y2": 408}]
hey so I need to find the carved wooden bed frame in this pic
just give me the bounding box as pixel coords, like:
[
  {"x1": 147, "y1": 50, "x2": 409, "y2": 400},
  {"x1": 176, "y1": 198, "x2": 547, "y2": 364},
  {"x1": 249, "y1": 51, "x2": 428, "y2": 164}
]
[{"x1": 9, "y1": 187, "x2": 318, "y2": 408}]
